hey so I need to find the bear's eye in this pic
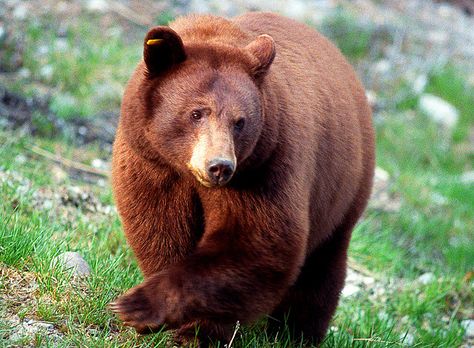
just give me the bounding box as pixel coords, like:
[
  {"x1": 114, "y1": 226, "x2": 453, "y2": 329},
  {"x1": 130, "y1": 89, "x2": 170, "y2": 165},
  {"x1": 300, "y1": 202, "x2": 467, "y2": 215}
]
[
  {"x1": 235, "y1": 118, "x2": 245, "y2": 131},
  {"x1": 191, "y1": 110, "x2": 203, "y2": 121}
]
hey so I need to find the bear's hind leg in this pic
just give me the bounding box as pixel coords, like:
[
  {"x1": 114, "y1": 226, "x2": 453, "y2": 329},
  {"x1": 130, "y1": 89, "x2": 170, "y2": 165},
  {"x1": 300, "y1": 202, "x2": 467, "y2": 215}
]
[{"x1": 268, "y1": 221, "x2": 352, "y2": 344}]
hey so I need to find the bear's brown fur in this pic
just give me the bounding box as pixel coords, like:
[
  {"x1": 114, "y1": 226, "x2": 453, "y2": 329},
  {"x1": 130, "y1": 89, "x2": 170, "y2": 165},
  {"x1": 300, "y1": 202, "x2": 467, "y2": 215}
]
[{"x1": 110, "y1": 12, "x2": 375, "y2": 345}]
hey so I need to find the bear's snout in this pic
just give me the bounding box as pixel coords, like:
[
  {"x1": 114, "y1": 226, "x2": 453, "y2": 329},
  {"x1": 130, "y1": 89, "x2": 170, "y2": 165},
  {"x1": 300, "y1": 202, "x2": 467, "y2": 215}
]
[{"x1": 206, "y1": 158, "x2": 235, "y2": 186}]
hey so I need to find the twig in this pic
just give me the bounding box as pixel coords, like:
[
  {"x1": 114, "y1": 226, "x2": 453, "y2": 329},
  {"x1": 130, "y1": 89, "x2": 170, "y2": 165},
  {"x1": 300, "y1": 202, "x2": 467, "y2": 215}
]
[
  {"x1": 347, "y1": 257, "x2": 379, "y2": 280},
  {"x1": 226, "y1": 321, "x2": 240, "y2": 348},
  {"x1": 353, "y1": 337, "x2": 403, "y2": 346},
  {"x1": 28, "y1": 144, "x2": 109, "y2": 178},
  {"x1": 106, "y1": 0, "x2": 153, "y2": 27}
]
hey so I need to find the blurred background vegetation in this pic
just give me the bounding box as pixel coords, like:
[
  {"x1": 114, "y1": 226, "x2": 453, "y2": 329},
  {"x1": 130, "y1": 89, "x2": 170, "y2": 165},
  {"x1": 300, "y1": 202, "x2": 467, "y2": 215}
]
[{"x1": 0, "y1": 0, "x2": 473, "y2": 347}]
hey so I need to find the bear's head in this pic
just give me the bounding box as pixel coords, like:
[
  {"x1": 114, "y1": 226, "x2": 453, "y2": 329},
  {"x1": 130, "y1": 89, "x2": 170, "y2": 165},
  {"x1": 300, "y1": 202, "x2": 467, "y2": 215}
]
[{"x1": 124, "y1": 26, "x2": 276, "y2": 188}]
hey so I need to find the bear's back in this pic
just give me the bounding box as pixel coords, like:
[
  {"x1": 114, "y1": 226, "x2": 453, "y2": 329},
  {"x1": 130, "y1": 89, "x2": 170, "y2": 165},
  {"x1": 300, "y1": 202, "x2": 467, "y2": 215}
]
[{"x1": 236, "y1": 12, "x2": 374, "y2": 246}]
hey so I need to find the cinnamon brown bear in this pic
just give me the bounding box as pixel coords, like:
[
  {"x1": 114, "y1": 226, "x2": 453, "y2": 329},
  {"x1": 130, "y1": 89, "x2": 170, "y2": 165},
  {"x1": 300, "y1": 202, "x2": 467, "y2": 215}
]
[{"x1": 110, "y1": 12, "x2": 375, "y2": 346}]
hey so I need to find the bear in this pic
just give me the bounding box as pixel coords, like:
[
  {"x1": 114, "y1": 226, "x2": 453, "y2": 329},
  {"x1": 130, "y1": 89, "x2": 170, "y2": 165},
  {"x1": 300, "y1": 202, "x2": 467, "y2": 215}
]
[{"x1": 110, "y1": 11, "x2": 375, "y2": 346}]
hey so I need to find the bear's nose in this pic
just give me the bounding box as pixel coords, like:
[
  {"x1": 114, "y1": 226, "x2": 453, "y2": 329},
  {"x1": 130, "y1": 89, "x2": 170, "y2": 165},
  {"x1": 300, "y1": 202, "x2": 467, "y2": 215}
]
[{"x1": 206, "y1": 158, "x2": 235, "y2": 186}]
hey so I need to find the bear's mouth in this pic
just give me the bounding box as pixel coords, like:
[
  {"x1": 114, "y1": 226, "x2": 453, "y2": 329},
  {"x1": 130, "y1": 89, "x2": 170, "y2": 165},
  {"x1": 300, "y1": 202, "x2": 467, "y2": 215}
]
[
  {"x1": 194, "y1": 173, "x2": 214, "y2": 188},
  {"x1": 187, "y1": 167, "x2": 214, "y2": 188},
  {"x1": 188, "y1": 167, "x2": 231, "y2": 188}
]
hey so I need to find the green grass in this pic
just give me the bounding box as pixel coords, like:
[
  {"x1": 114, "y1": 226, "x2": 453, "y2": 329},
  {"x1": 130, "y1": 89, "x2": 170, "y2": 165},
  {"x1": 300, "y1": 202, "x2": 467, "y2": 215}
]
[
  {"x1": 1, "y1": 85, "x2": 473, "y2": 347},
  {"x1": 0, "y1": 10, "x2": 473, "y2": 346},
  {"x1": 371, "y1": 64, "x2": 474, "y2": 276},
  {"x1": 5, "y1": 13, "x2": 141, "y2": 120},
  {"x1": 426, "y1": 65, "x2": 474, "y2": 143},
  {"x1": 319, "y1": 8, "x2": 379, "y2": 61}
]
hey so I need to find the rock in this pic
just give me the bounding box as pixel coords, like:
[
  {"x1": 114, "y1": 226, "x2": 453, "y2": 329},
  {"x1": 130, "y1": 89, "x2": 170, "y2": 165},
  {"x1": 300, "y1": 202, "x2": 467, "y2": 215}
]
[
  {"x1": 61, "y1": 186, "x2": 96, "y2": 210},
  {"x1": 365, "y1": 90, "x2": 378, "y2": 108},
  {"x1": 400, "y1": 332, "x2": 415, "y2": 345},
  {"x1": 418, "y1": 272, "x2": 435, "y2": 285},
  {"x1": 342, "y1": 268, "x2": 376, "y2": 297},
  {"x1": 418, "y1": 94, "x2": 459, "y2": 129},
  {"x1": 91, "y1": 158, "x2": 108, "y2": 170},
  {"x1": 346, "y1": 268, "x2": 375, "y2": 286},
  {"x1": 86, "y1": 0, "x2": 109, "y2": 12},
  {"x1": 37, "y1": 45, "x2": 49, "y2": 56},
  {"x1": 431, "y1": 192, "x2": 448, "y2": 205},
  {"x1": 427, "y1": 30, "x2": 449, "y2": 44},
  {"x1": 51, "y1": 166, "x2": 68, "y2": 183},
  {"x1": 17, "y1": 67, "x2": 31, "y2": 79},
  {"x1": 14, "y1": 154, "x2": 27, "y2": 164},
  {"x1": 369, "y1": 167, "x2": 401, "y2": 212},
  {"x1": 12, "y1": 3, "x2": 27, "y2": 19},
  {"x1": 78, "y1": 126, "x2": 88, "y2": 136},
  {"x1": 54, "y1": 38, "x2": 68, "y2": 52},
  {"x1": 9, "y1": 318, "x2": 57, "y2": 342},
  {"x1": 284, "y1": 0, "x2": 308, "y2": 20},
  {"x1": 375, "y1": 167, "x2": 390, "y2": 182},
  {"x1": 341, "y1": 283, "x2": 361, "y2": 297},
  {"x1": 51, "y1": 252, "x2": 90, "y2": 276},
  {"x1": 373, "y1": 59, "x2": 391, "y2": 74},
  {"x1": 462, "y1": 319, "x2": 474, "y2": 338},
  {"x1": 413, "y1": 75, "x2": 428, "y2": 94},
  {"x1": 39, "y1": 64, "x2": 54, "y2": 81},
  {"x1": 460, "y1": 171, "x2": 474, "y2": 184},
  {"x1": 188, "y1": 0, "x2": 211, "y2": 13}
]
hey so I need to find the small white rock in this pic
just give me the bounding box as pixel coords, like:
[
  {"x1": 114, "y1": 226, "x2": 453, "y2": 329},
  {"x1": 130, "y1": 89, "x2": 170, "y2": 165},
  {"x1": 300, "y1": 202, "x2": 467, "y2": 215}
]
[
  {"x1": 15, "y1": 154, "x2": 27, "y2": 164},
  {"x1": 460, "y1": 171, "x2": 474, "y2": 184},
  {"x1": 341, "y1": 283, "x2": 361, "y2": 297},
  {"x1": 427, "y1": 30, "x2": 448, "y2": 45},
  {"x1": 462, "y1": 319, "x2": 474, "y2": 338},
  {"x1": 284, "y1": 0, "x2": 308, "y2": 20},
  {"x1": 431, "y1": 192, "x2": 447, "y2": 205},
  {"x1": 37, "y1": 45, "x2": 49, "y2": 56},
  {"x1": 418, "y1": 272, "x2": 435, "y2": 285},
  {"x1": 9, "y1": 319, "x2": 55, "y2": 341},
  {"x1": 189, "y1": 0, "x2": 211, "y2": 13},
  {"x1": 366, "y1": 90, "x2": 378, "y2": 108},
  {"x1": 377, "y1": 311, "x2": 389, "y2": 321},
  {"x1": 51, "y1": 252, "x2": 90, "y2": 276},
  {"x1": 51, "y1": 166, "x2": 67, "y2": 183},
  {"x1": 18, "y1": 67, "x2": 31, "y2": 79},
  {"x1": 418, "y1": 94, "x2": 459, "y2": 129},
  {"x1": 91, "y1": 158, "x2": 107, "y2": 170},
  {"x1": 42, "y1": 199, "x2": 54, "y2": 210},
  {"x1": 375, "y1": 167, "x2": 390, "y2": 182},
  {"x1": 373, "y1": 59, "x2": 391, "y2": 74},
  {"x1": 39, "y1": 65, "x2": 54, "y2": 81},
  {"x1": 346, "y1": 268, "x2": 375, "y2": 286},
  {"x1": 13, "y1": 4, "x2": 27, "y2": 19},
  {"x1": 400, "y1": 332, "x2": 415, "y2": 345},
  {"x1": 86, "y1": 0, "x2": 109, "y2": 12},
  {"x1": 54, "y1": 38, "x2": 68, "y2": 52},
  {"x1": 78, "y1": 126, "x2": 88, "y2": 136},
  {"x1": 413, "y1": 75, "x2": 428, "y2": 94}
]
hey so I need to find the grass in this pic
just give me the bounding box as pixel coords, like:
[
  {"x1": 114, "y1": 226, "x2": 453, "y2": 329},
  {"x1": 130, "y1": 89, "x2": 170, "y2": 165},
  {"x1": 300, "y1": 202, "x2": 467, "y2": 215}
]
[
  {"x1": 3, "y1": 12, "x2": 141, "y2": 120},
  {"x1": 1, "y1": 8, "x2": 473, "y2": 348},
  {"x1": 1, "y1": 78, "x2": 473, "y2": 346},
  {"x1": 319, "y1": 8, "x2": 379, "y2": 61}
]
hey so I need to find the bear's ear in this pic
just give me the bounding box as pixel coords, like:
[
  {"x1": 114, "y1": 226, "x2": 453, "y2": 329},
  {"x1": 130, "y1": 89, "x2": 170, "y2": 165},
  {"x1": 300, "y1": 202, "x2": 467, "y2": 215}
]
[
  {"x1": 143, "y1": 26, "x2": 186, "y2": 77},
  {"x1": 245, "y1": 34, "x2": 276, "y2": 79}
]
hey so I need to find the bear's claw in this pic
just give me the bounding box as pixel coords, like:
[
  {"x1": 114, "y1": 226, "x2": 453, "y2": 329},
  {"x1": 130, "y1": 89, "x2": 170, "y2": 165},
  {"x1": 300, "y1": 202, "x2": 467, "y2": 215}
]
[{"x1": 109, "y1": 286, "x2": 165, "y2": 333}]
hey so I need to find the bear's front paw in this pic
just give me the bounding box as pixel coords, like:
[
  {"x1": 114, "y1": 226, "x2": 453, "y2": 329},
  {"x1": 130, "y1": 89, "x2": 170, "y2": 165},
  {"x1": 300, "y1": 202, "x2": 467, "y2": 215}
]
[{"x1": 110, "y1": 284, "x2": 166, "y2": 334}]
